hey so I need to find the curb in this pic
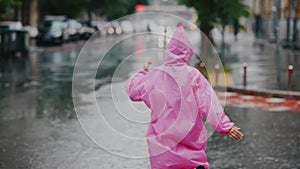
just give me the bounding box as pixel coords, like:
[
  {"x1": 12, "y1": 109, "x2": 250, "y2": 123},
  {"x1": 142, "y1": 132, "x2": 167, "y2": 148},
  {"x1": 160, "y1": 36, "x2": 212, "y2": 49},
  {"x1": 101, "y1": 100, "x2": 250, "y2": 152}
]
[{"x1": 214, "y1": 85, "x2": 300, "y2": 100}]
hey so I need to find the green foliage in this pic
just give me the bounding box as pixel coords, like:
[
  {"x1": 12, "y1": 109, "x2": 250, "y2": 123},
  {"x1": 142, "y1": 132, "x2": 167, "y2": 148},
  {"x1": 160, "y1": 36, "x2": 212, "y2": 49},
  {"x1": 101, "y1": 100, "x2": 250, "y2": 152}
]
[
  {"x1": 178, "y1": 0, "x2": 250, "y2": 39},
  {"x1": 39, "y1": 0, "x2": 149, "y2": 20},
  {"x1": 39, "y1": 0, "x2": 90, "y2": 18},
  {"x1": 0, "y1": 0, "x2": 21, "y2": 19},
  {"x1": 88, "y1": 0, "x2": 148, "y2": 20},
  {"x1": 216, "y1": 0, "x2": 250, "y2": 28},
  {"x1": 1, "y1": 0, "x2": 148, "y2": 21},
  {"x1": 94, "y1": 0, "x2": 131, "y2": 20}
]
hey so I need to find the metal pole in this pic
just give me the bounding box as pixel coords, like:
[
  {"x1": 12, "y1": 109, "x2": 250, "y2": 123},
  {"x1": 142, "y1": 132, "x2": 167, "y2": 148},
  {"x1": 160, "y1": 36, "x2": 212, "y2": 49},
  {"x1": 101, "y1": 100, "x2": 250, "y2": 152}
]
[
  {"x1": 288, "y1": 65, "x2": 294, "y2": 90},
  {"x1": 243, "y1": 63, "x2": 247, "y2": 88},
  {"x1": 200, "y1": 62, "x2": 208, "y2": 80},
  {"x1": 221, "y1": 27, "x2": 225, "y2": 62},
  {"x1": 215, "y1": 64, "x2": 220, "y2": 86},
  {"x1": 164, "y1": 27, "x2": 167, "y2": 49}
]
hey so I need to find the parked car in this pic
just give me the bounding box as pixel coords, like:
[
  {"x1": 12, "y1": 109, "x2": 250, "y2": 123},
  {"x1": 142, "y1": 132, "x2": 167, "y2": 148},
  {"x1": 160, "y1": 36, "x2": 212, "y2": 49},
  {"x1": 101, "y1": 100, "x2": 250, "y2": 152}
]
[
  {"x1": 91, "y1": 21, "x2": 108, "y2": 36},
  {"x1": 65, "y1": 19, "x2": 81, "y2": 41},
  {"x1": 102, "y1": 22, "x2": 122, "y2": 35},
  {"x1": 94, "y1": 22, "x2": 114, "y2": 36},
  {"x1": 37, "y1": 19, "x2": 66, "y2": 45},
  {"x1": 97, "y1": 22, "x2": 114, "y2": 35},
  {"x1": 0, "y1": 21, "x2": 29, "y2": 57},
  {"x1": 112, "y1": 22, "x2": 122, "y2": 35},
  {"x1": 24, "y1": 25, "x2": 38, "y2": 38},
  {"x1": 78, "y1": 22, "x2": 96, "y2": 39},
  {"x1": 0, "y1": 21, "x2": 23, "y2": 30},
  {"x1": 120, "y1": 20, "x2": 134, "y2": 34},
  {"x1": 37, "y1": 16, "x2": 68, "y2": 45}
]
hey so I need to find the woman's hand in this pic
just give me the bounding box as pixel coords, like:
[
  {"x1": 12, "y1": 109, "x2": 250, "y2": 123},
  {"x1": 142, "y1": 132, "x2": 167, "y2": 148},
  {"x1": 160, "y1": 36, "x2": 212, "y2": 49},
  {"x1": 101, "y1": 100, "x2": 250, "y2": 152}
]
[
  {"x1": 227, "y1": 126, "x2": 244, "y2": 140},
  {"x1": 143, "y1": 59, "x2": 152, "y2": 71}
]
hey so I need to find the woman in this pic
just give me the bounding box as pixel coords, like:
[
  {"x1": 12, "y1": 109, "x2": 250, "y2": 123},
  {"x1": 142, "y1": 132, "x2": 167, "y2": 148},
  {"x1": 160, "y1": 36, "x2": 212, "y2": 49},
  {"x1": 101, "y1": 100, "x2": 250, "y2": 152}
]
[{"x1": 126, "y1": 26, "x2": 243, "y2": 169}]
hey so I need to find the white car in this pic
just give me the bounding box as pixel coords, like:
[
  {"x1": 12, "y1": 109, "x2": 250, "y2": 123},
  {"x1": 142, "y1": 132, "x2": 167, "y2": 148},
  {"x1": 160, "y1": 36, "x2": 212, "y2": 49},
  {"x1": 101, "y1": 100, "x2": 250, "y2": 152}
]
[{"x1": 120, "y1": 21, "x2": 134, "y2": 34}]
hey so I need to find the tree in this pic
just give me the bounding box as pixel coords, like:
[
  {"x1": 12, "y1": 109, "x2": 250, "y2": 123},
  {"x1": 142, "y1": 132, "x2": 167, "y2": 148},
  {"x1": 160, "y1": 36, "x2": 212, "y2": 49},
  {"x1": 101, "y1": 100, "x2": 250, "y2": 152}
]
[
  {"x1": 39, "y1": 0, "x2": 148, "y2": 21},
  {"x1": 39, "y1": 0, "x2": 90, "y2": 18},
  {"x1": 93, "y1": 0, "x2": 131, "y2": 21},
  {"x1": 0, "y1": 0, "x2": 21, "y2": 20},
  {"x1": 88, "y1": 0, "x2": 148, "y2": 21},
  {"x1": 178, "y1": 0, "x2": 250, "y2": 43},
  {"x1": 216, "y1": 0, "x2": 250, "y2": 60}
]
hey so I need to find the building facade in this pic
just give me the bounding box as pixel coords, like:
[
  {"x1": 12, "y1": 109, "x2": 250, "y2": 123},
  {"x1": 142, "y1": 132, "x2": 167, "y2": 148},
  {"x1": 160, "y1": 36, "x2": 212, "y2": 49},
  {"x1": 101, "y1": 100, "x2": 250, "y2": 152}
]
[{"x1": 253, "y1": 0, "x2": 300, "y2": 43}]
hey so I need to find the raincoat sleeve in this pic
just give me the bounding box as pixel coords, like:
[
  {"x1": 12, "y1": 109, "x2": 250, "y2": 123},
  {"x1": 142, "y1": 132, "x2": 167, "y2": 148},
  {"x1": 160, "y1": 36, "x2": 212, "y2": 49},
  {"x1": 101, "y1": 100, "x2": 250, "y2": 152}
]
[
  {"x1": 193, "y1": 72, "x2": 234, "y2": 134},
  {"x1": 126, "y1": 70, "x2": 148, "y2": 101}
]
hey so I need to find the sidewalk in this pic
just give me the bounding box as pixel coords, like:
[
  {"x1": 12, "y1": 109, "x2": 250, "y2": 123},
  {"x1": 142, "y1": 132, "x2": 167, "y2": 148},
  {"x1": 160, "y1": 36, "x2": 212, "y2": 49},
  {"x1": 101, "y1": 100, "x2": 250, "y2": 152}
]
[
  {"x1": 216, "y1": 90, "x2": 300, "y2": 113},
  {"x1": 203, "y1": 72, "x2": 300, "y2": 113},
  {"x1": 211, "y1": 30, "x2": 300, "y2": 100}
]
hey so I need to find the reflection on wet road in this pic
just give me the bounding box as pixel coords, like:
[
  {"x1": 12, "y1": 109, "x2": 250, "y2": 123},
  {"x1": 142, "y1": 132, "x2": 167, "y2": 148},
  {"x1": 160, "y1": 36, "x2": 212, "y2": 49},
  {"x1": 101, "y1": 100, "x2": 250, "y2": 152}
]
[
  {"x1": 0, "y1": 32, "x2": 299, "y2": 168},
  {"x1": 228, "y1": 33, "x2": 300, "y2": 91}
]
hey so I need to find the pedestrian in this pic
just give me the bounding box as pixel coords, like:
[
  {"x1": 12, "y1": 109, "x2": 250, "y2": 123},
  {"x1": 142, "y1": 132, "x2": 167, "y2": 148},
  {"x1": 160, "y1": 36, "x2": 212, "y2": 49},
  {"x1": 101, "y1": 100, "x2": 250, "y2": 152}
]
[{"x1": 126, "y1": 26, "x2": 243, "y2": 169}]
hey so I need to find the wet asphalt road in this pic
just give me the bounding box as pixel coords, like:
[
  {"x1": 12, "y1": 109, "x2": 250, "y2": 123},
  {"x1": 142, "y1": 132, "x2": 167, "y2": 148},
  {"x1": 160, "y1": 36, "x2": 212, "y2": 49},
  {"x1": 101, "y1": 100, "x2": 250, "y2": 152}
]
[
  {"x1": 0, "y1": 102, "x2": 299, "y2": 169},
  {"x1": 0, "y1": 32, "x2": 299, "y2": 168},
  {"x1": 222, "y1": 32, "x2": 300, "y2": 91},
  {"x1": 208, "y1": 107, "x2": 300, "y2": 169}
]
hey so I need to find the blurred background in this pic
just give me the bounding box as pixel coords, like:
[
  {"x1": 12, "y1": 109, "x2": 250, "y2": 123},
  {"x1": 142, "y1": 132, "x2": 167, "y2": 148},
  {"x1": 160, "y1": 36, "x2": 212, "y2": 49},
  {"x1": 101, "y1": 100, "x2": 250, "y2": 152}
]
[{"x1": 0, "y1": 0, "x2": 300, "y2": 168}]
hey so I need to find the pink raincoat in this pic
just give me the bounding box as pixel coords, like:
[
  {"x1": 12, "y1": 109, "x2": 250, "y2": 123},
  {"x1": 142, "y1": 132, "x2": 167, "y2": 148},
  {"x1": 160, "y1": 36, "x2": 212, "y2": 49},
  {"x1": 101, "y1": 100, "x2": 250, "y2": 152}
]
[{"x1": 126, "y1": 27, "x2": 234, "y2": 169}]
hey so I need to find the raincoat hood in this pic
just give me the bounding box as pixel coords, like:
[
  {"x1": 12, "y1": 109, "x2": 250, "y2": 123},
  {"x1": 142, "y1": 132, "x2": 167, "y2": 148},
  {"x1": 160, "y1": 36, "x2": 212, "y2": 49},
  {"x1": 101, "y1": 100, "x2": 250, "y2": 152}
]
[{"x1": 164, "y1": 26, "x2": 194, "y2": 65}]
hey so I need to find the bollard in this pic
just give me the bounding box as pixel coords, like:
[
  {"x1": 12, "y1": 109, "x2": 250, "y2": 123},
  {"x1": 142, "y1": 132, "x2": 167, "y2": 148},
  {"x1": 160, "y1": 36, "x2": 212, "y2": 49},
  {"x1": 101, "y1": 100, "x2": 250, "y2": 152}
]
[
  {"x1": 199, "y1": 62, "x2": 208, "y2": 80},
  {"x1": 243, "y1": 63, "x2": 247, "y2": 88},
  {"x1": 288, "y1": 65, "x2": 293, "y2": 90},
  {"x1": 200, "y1": 62, "x2": 206, "y2": 70},
  {"x1": 215, "y1": 64, "x2": 220, "y2": 86},
  {"x1": 163, "y1": 27, "x2": 167, "y2": 49}
]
